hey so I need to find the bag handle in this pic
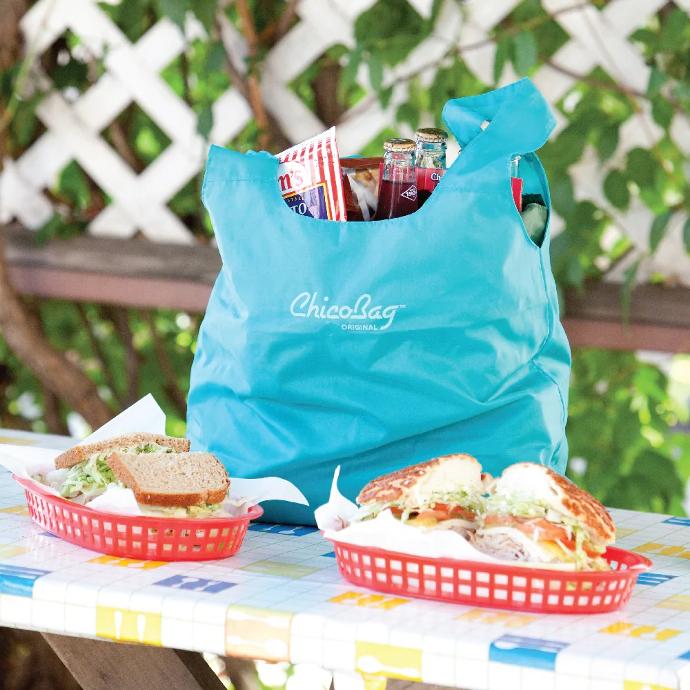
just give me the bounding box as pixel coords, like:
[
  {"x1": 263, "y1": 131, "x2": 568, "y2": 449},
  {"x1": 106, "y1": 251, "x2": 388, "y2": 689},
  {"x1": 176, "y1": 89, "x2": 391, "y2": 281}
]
[{"x1": 442, "y1": 78, "x2": 555, "y2": 176}]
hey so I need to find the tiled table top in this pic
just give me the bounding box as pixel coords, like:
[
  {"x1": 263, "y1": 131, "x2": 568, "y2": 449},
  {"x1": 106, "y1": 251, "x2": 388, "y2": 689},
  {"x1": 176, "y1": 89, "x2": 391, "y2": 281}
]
[{"x1": 1, "y1": 433, "x2": 689, "y2": 689}]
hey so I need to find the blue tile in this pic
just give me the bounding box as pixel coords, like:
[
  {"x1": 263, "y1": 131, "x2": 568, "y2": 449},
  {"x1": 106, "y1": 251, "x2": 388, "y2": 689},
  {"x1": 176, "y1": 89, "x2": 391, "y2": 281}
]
[
  {"x1": 636, "y1": 572, "x2": 677, "y2": 586},
  {"x1": 321, "y1": 551, "x2": 336, "y2": 558},
  {"x1": 663, "y1": 517, "x2": 690, "y2": 526},
  {"x1": 248, "y1": 523, "x2": 318, "y2": 537},
  {"x1": 154, "y1": 574, "x2": 236, "y2": 594},
  {"x1": 679, "y1": 650, "x2": 690, "y2": 661},
  {"x1": 489, "y1": 635, "x2": 569, "y2": 671},
  {"x1": 0, "y1": 564, "x2": 51, "y2": 597}
]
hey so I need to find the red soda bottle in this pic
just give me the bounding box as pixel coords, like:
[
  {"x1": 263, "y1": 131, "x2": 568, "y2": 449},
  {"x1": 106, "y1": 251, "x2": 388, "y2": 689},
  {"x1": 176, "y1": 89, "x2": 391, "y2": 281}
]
[
  {"x1": 510, "y1": 154, "x2": 523, "y2": 211},
  {"x1": 375, "y1": 138, "x2": 418, "y2": 219},
  {"x1": 414, "y1": 128, "x2": 447, "y2": 206}
]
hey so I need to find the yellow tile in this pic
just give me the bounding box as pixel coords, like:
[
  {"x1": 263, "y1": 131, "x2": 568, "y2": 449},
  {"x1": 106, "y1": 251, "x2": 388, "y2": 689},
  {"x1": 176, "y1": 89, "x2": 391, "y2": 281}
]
[
  {"x1": 329, "y1": 591, "x2": 409, "y2": 610},
  {"x1": 633, "y1": 542, "x2": 664, "y2": 553},
  {"x1": 649, "y1": 627, "x2": 680, "y2": 641},
  {"x1": 88, "y1": 555, "x2": 166, "y2": 569},
  {"x1": 615, "y1": 528, "x2": 635, "y2": 538},
  {"x1": 658, "y1": 545, "x2": 685, "y2": 556},
  {"x1": 240, "y1": 560, "x2": 317, "y2": 579},
  {"x1": 600, "y1": 621, "x2": 680, "y2": 641},
  {"x1": 356, "y1": 641, "x2": 422, "y2": 681},
  {"x1": 0, "y1": 505, "x2": 29, "y2": 515},
  {"x1": 632, "y1": 542, "x2": 690, "y2": 559},
  {"x1": 600, "y1": 621, "x2": 635, "y2": 636},
  {"x1": 361, "y1": 673, "x2": 388, "y2": 690},
  {"x1": 624, "y1": 682, "x2": 674, "y2": 690},
  {"x1": 330, "y1": 591, "x2": 363, "y2": 605},
  {"x1": 0, "y1": 436, "x2": 35, "y2": 446},
  {"x1": 0, "y1": 545, "x2": 27, "y2": 558},
  {"x1": 225, "y1": 605, "x2": 292, "y2": 662},
  {"x1": 457, "y1": 608, "x2": 536, "y2": 628},
  {"x1": 657, "y1": 594, "x2": 690, "y2": 612},
  {"x1": 96, "y1": 607, "x2": 161, "y2": 645}
]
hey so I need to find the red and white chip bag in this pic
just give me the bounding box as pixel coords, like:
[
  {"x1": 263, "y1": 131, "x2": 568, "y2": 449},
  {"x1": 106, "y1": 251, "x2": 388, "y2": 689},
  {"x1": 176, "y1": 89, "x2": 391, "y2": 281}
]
[{"x1": 277, "y1": 127, "x2": 347, "y2": 220}]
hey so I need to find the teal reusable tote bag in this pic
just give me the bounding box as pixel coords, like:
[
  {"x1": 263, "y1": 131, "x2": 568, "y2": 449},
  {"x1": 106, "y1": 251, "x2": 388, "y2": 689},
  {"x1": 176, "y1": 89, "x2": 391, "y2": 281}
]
[{"x1": 188, "y1": 78, "x2": 571, "y2": 525}]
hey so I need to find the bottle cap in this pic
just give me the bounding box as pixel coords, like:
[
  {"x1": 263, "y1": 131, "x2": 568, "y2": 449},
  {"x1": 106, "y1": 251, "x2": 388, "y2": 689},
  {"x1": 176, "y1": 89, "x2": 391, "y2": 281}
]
[
  {"x1": 383, "y1": 138, "x2": 416, "y2": 152},
  {"x1": 415, "y1": 128, "x2": 448, "y2": 144}
]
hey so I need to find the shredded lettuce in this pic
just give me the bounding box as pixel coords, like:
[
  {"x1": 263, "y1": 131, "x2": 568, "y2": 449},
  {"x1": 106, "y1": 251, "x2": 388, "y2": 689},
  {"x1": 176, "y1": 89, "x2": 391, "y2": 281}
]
[
  {"x1": 60, "y1": 453, "x2": 120, "y2": 498},
  {"x1": 485, "y1": 495, "x2": 550, "y2": 518},
  {"x1": 132, "y1": 442, "x2": 168, "y2": 454},
  {"x1": 425, "y1": 489, "x2": 484, "y2": 513},
  {"x1": 354, "y1": 489, "x2": 483, "y2": 525}
]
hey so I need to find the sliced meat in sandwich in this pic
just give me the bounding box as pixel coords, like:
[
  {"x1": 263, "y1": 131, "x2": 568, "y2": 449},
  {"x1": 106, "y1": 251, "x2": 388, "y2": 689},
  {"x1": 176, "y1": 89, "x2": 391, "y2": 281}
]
[
  {"x1": 106, "y1": 451, "x2": 230, "y2": 518},
  {"x1": 52, "y1": 433, "x2": 190, "y2": 501},
  {"x1": 355, "y1": 453, "x2": 485, "y2": 532},
  {"x1": 473, "y1": 462, "x2": 615, "y2": 570}
]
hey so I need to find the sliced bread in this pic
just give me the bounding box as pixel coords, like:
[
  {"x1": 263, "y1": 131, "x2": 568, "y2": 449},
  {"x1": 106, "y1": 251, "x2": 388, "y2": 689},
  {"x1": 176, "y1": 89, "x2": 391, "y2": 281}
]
[
  {"x1": 106, "y1": 451, "x2": 229, "y2": 506},
  {"x1": 55, "y1": 433, "x2": 191, "y2": 470}
]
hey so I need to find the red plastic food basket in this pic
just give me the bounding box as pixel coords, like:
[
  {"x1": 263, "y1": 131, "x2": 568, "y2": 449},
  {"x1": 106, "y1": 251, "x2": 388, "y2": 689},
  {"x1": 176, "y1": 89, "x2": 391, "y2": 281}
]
[
  {"x1": 15, "y1": 476, "x2": 262, "y2": 561},
  {"x1": 330, "y1": 539, "x2": 651, "y2": 614}
]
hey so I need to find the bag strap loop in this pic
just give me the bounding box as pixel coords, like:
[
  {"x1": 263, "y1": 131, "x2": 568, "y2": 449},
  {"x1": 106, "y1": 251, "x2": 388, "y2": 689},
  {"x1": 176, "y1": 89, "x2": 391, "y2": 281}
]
[{"x1": 442, "y1": 78, "x2": 555, "y2": 176}]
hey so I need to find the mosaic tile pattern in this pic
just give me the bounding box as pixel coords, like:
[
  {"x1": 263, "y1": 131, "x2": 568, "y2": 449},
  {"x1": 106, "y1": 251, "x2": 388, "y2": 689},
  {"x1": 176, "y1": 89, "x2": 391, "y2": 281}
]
[{"x1": 1, "y1": 436, "x2": 690, "y2": 688}]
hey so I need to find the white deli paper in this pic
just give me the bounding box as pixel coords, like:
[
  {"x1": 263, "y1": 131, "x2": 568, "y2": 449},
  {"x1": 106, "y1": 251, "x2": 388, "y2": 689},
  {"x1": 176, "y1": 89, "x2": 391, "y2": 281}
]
[
  {"x1": 0, "y1": 394, "x2": 308, "y2": 517},
  {"x1": 315, "y1": 465, "x2": 581, "y2": 570}
]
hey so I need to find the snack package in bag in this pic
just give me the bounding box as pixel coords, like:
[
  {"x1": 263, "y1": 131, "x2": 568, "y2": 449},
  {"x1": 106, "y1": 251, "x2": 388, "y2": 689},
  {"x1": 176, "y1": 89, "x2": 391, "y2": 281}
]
[
  {"x1": 341, "y1": 157, "x2": 380, "y2": 221},
  {"x1": 277, "y1": 127, "x2": 347, "y2": 220}
]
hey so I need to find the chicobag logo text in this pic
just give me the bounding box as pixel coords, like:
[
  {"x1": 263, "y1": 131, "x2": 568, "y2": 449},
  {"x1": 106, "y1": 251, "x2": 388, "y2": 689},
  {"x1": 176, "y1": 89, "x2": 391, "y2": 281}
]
[{"x1": 290, "y1": 292, "x2": 406, "y2": 332}]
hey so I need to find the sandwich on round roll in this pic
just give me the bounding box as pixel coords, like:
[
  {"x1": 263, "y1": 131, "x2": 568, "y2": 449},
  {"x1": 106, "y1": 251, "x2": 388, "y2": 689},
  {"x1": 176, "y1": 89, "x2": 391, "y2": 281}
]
[
  {"x1": 355, "y1": 453, "x2": 485, "y2": 533},
  {"x1": 473, "y1": 462, "x2": 614, "y2": 570}
]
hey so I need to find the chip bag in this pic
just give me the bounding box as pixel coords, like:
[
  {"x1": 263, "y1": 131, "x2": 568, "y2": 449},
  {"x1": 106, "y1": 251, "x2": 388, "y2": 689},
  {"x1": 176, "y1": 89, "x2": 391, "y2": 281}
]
[{"x1": 277, "y1": 127, "x2": 346, "y2": 220}]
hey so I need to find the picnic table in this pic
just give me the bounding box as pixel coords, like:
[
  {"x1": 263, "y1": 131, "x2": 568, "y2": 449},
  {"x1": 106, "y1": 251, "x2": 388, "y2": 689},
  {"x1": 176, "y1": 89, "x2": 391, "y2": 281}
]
[{"x1": 1, "y1": 429, "x2": 690, "y2": 690}]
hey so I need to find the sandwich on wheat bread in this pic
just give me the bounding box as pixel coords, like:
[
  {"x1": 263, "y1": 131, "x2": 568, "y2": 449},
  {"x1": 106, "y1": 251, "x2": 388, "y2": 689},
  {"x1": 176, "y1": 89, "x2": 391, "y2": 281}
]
[
  {"x1": 106, "y1": 451, "x2": 229, "y2": 511},
  {"x1": 355, "y1": 453, "x2": 485, "y2": 532},
  {"x1": 51, "y1": 433, "x2": 190, "y2": 501},
  {"x1": 55, "y1": 433, "x2": 190, "y2": 469},
  {"x1": 473, "y1": 462, "x2": 615, "y2": 571}
]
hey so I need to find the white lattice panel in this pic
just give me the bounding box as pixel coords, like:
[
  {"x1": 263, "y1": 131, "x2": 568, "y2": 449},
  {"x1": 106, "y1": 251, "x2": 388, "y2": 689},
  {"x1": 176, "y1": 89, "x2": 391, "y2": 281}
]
[{"x1": 1, "y1": 0, "x2": 689, "y2": 286}]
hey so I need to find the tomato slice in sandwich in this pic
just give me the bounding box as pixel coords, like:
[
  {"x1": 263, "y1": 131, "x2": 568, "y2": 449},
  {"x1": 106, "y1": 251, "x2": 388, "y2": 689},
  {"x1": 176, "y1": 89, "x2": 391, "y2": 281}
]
[
  {"x1": 484, "y1": 514, "x2": 605, "y2": 557},
  {"x1": 430, "y1": 503, "x2": 476, "y2": 521},
  {"x1": 390, "y1": 504, "x2": 476, "y2": 522}
]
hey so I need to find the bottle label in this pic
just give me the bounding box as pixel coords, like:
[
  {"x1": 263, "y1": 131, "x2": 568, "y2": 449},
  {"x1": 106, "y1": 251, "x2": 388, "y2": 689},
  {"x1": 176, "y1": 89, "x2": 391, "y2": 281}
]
[
  {"x1": 400, "y1": 185, "x2": 418, "y2": 201},
  {"x1": 416, "y1": 168, "x2": 445, "y2": 193}
]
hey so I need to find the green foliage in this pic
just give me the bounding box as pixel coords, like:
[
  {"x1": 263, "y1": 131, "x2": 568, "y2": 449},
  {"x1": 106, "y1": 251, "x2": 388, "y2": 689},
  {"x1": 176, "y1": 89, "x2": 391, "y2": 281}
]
[
  {"x1": 567, "y1": 350, "x2": 687, "y2": 516},
  {"x1": 1, "y1": 0, "x2": 689, "y2": 520},
  {"x1": 354, "y1": 2, "x2": 429, "y2": 67},
  {"x1": 512, "y1": 32, "x2": 538, "y2": 76},
  {"x1": 650, "y1": 211, "x2": 673, "y2": 253},
  {"x1": 603, "y1": 169, "x2": 630, "y2": 210}
]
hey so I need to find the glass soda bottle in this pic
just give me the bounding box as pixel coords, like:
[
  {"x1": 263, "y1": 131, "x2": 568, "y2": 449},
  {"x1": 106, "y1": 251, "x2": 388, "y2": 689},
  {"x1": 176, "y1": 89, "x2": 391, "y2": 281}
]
[
  {"x1": 375, "y1": 138, "x2": 418, "y2": 219},
  {"x1": 510, "y1": 154, "x2": 523, "y2": 211},
  {"x1": 414, "y1": 128, "x2": 447, "y2": 206}
]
